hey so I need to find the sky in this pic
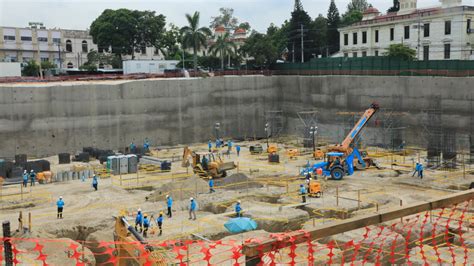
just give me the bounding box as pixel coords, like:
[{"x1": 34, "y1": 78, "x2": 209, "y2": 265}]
[{"x1": 1, "y1": 0, "x2": 472, "y2": 32}]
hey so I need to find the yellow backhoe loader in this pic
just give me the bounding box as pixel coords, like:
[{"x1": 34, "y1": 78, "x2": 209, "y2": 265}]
[{"x1": 182, "y1": 147, "x2": 236, "y2": 179}]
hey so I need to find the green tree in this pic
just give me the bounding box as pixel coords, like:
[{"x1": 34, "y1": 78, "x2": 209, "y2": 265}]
[
  {"x1": 384, "y1": 44, "x2": 416, "y2": 61},
  {"x1": 22, "y1": 60, "x2": 39, "y2": 76},
  {"x1": 388, "y1": 0, "x2": 400, "y2": 13},
  {"x1": 180, "y1": 12, "x2": 212, "y2": 71},
  {"x1": 90, "y1": 9, "x2": 166, "y2": 58},
  {"x1": 198, "y1": 55, "x2": 221, "y2": 70},
  {"x1": 40, "y1": 61, "x2": 55, "y2": 70},
  {"x1": 347, "y1": 0, "x2": 370, "y2": 13},
  {"x1": 238, "y1": 22, "x2": 251, "y2": 31},
  {"x1": 341, "y1": 10, "x2": 363, "y2": 26},
  {"x1": 312, "y1": 15, "x2": 328, "y2": 57},
  {"x1": 209, "y1": 32, "x2": 237, "y2": 70},
  {"x1": 327, "y1": 0, "x2": 341, "y2": 55},
  {"x1": 210, "y1": 8, "x2": 239, "y2": 29},
  {"x1": 240, "y1": 32, "x2": 278, "y2": 68},
  {"x1": 288, "y1": 0, "x2": 313, "y2": 62},
  {"x1": 157, "y1": 24, "x2": 182, "y2": 59}
]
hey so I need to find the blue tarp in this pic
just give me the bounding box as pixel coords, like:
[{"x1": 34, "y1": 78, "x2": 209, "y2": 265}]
[{"x1": 224, "y1": 217, "x2": 257, "y2": 233}]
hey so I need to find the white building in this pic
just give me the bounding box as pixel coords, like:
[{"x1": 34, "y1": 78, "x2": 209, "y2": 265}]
[
  {"x1": 122, "y1": 60, "x2": 179, "y2": 75},
  {"x1": 1, "y1": 24, "x2": 165, "y2": 70},
  {"x1": 337, "y1": 0, "x2": 474, "y2": 60}
]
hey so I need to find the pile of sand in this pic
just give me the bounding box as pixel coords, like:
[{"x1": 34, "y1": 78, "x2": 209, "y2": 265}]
[
  {"x1": 148, "y1": 176, "x2": 209, "y2": 201},
  {"x1": 215, "y1": 173, "x2": 262, "y2": 190}
]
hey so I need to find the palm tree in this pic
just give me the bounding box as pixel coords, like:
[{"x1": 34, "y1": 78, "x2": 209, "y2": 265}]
[
  {"x1": 209, "y1": 33, "x2": 237, "y2": 70},
  {"x1": 180, "y1": 12, "x2": 212, "y2": 71}
]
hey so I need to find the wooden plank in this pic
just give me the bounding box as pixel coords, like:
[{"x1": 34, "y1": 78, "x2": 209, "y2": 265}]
[{"x1": 242, "y1": 190, "x2": 473, "y2": 257}]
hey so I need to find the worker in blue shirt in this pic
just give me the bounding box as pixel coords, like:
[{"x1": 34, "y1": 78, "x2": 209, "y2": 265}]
[
  {"x1": 144, "y1": 139, "x2": 150, "y2": 152},
  {"x1": 29, "y1": 170, "x2": 36, "y2": 187},
  {"x1": 228, "y1": 140, "x2": 233, "y2": 151},
  {"x1": 235, "y1": 200, "x2": 242, "y2": 217},
  {"x1": 208, "y1": 140, "x2": 212, "y2": 152},
  {"x1": 22, "y1": 170, "x2": 28, "y2": 187},
  {"x1": 418, "y1": 163, "x2": 424, "y2": 179},
  {"x1": 209, "y1": 177, "x2": 215, "y2": 193},
  {"x1": 56, "y1": 196, "x2": 65, "y2": 219},
  {"x1": 236, "y1": 145, "x2": 241, "y2": 157},
  {"x1": 300, "y1": 184, "x2": 307, "y2": 203},
  {"x1": 92, "y1": 175, "x2": 98, "y2": 191},
  {"x1": 189, "y1": 197, "x2": 197, "y2": 220},
  {"x1": 166, "y1": 195, "x2": 173, "y2": 218},
  {"x1": 216, "y1": 139, "x2": 221, "y2": 148},
  {"x1": 156, "y1": 212, "x2": 164, "y2": 236},
  {"x1": 130, "y1": 142, "x2": 136, "y2": 153},
  {"x1": 135, "y1": 208, "x2": 143, "y2": 232},
  {"x1": 142, "y1": 214, "x2": 150, "y2": 237}
]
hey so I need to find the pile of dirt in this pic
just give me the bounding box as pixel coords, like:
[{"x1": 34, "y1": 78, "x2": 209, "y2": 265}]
[
  {"x1": 148, "y1": 176, "x2": 209, "y2": 201},
  {"x1": 215, "y1": 173, "x2": 262, "y2": 190}
]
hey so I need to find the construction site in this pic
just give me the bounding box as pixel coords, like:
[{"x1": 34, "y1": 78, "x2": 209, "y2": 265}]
[{"x1": 0, "y1": 75, "x2": 473, "y2": 265}]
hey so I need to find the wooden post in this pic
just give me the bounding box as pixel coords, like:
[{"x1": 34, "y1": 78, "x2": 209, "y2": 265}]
[
  {"x1": 376, "y1": 203, "x2": 379, "y2": 212},
  {"x1": 286, "y1": 181, "x2": 289, "y2": 194},
  {"x1": 336, "y1": 186, "x2": 339, "y2": 207},
  {"x1": 312, "y1": 218, "x2": 315, "y2": 227},
  {"x1": 28, "y1": 212, "x2": 32, "y2": 232},
  {"x1": 358, "y1": 190, "x2": 361, "y2": 210},
  {"x1": 18, "y1": 211, "x2": 23, "y2": 231},
  {"x1": 399, "y1": 200, "x2": 403, "y2": 223},
  {"x1": 20, "y1": 183, "x2": 23, "y2": 200}
]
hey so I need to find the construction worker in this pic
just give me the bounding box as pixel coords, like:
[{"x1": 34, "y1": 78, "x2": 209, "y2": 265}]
[
  {"x1": 189, "y1": 197, "x2": 197, "y2": 220},
  {"x1": 418, "y1": 163, "x2": 424, "y2": 179},
  {"x1": 227, "y1": 140, "x2": 233, "y2": 152},
  {"x1": 236, "y1": 145, "x2": 241, "y2": 157},
  {"x1": 130, "y1": 142, "x2": 136, "y2": 153},
  {"x1": 209, "y1": 177, "x2": 215, "y2": 193},
  {"x1": 142, "y1": 214, "x2": 150, "y2": 237},
  {"x1": 29, "y1": 170, "x2": 36, "y2": 187},
  {"x1": 216, "y1": 139, "x2": 221, "y2": 148},
  {"x1": 412, "y1": 163, "x2": 420, "y2": 177},
  {"x1": 135, "y1": 208, "x2": 143, "y2": 232},
  {"x1": 201, "y1": 155, "x2": 209, "y2": 170},
  {"x1": 166, "y1": 195, "x2": 173, "y2": 218},
  {"x1": 300, "y1": 184, "x2": 307, "y2": 203},
  {"x1": 235, "y1": 200, "x2": 242, "y2": 217},
  {"x1": 92, "y1": 175, "x2": 98, "y2": 191},
  {"x1": 22, "y1": 170, "x2": 28, "y2": 187},
  {"x1": 56, "y1": 196, "x2": 64, "y2": 219},
  {"x1": 81, "y1": 173, "x2": 86, "y2": 182},
  {"x1": 144, "y1": 139, "x2": 150, "y2": 152},
  {"x1": 208, "y1": 140, "x2": 212, "y2": 152},
  {"x1": 156, "y1": 212, "x2": 164, "y2": 236}
]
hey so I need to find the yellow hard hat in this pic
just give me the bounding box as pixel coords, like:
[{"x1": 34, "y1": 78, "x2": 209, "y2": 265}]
[
  {"x1": 144, "y1": 213, "x2": 148, "y2": 217},
  {"x1": 160, "y1": 211, "x2": 164, "y2": 215}
]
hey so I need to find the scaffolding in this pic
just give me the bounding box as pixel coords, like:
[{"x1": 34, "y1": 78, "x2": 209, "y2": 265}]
[
  {"x1": 336, "y1": 112, "x2": 364, "y2": 148},
  {"x1": 378, "y1": 108, "x2": 406, "y2": 151},
  {"x1": 421, "y1": 108, "x2": 443, "y2": 167},
  {"x1": 264, "y1": 110, "x2": 284, "y2": 138},
  {"x1": 297, "y1": 110, "x2": 318, "y2": 147}
]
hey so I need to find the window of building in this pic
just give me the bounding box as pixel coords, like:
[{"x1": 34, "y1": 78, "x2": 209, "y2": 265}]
[
  {"x1": 154, "y1": 48, "x2": 159, "y2": 55},
  {"x1": 21, "y1": 36, "x2": 32, "y2": 41},
  {"x1": 375, "y1": 50, "x2": 379, "y2": 56},
  {"x1": 3, "y1": 35, "x2": 15, "y2": 41},
  {"x1": 444, "y1": 43, "x2": 451, "y2": 59},
  {"x1": 390, "y1": 28, "x2": 394, "y2": 41},
  {"x1": 53, "y1": 38, "x2": 61, "y2": 44},
  {"x1": 362, "y1": 31, "x2": 367, "y2": 44},
  {"x1": 362, "y1": 51, "x2": 367, "y2": 57},
  {"x1": 82, "y1": 40, "x2": 88, "y2": 53},
  {"x1": 467, "y1": 19, "x2": 471, "y2": 33},
  {"x1": 423, "y1": 23, "x2": 430, "y2": 37},
  {"x1": 404, "y1": 26, "x2": 410, "y2": 39},
  {"x1": 353, "y1": 32, "x2": 358, "y2": 45},
  {"x1": 445, "y1": 21, "x2": 451, "y2": 35},
  {"x1": 344, "y1": 53, "x2": 348, "y2": 58},
  {"x1": 67, "y1": 62, "x2": 73, "y2": 68},
  {"x1": 375, "y1": 30, "x2": 379, "y2": 43},
  {"x1": 423, "y1": 46, "x2": 429, "y2": 61},
  {"x1": 353, "y1": 52, "x2": 357, "y2": 58},
  {"x1": 98, "y1": 63, "x2": 104, "y2": 69},
  {"x1": 141, "y1": 45, "x2": 146, "y2": 55},
  {"x1": 66, "y1": 40, "x2": 72, "y2": 52},
  {"x1": 344, "y1": 34, "x2": 349, "y2": 46},
  {"x1": 37, "y1": 37, "x2": 48, "y2": 42},
  {"x1": 40, "y1": 57, "x2": 49, "y2": 62}
]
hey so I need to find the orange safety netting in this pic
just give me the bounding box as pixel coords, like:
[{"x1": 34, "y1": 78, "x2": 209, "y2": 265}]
[{"x1": 1, "y1": 200, "x2": 472, "y2": 265}]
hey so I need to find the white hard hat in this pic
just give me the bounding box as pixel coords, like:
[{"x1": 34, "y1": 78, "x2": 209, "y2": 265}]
[
  {"x1": 166, "y1": 195, "x2": 169, "y2": 198},
  {"x1": 59, "y1": 196, "x2": 63, "y2": 199},
  {"x1": 30, "y1": 170, "x2": 34, "y2": 172},
  {"x1": 24, "y1": 170, "x2": 27, "y2": 173},
  {"x1": 138, "y1": 208, "x2": 142, "y2": 212},
  {"x1": 190, "y1": 197, "x2": 194, "y2": 201},
  {"x1": 238, "y1": 200, "x2": 241, "y2": 204}
]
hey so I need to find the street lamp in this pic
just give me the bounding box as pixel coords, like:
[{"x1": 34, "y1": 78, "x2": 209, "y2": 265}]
[
  {"x1": 264, "y1": 122, "x2": 270, "y2": 149},
  {"x1": 310, "y1": 126, "x2": 318, "y2": 155}
]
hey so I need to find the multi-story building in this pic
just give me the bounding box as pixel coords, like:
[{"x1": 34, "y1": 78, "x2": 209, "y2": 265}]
[
  {"x1": 1, "y1": 24, "x2": 165, "y2": 69},
  {"x1": 337, "y1": 0, "x2": 474, "y2": 60}
]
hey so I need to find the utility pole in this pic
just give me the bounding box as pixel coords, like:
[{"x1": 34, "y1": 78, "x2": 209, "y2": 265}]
[
  {"x1": 300, "y1": 24, "x2": 304, "y2": 63},
  {"x1": 292, "y1": 43, "x2": 295, "y2": 63},
  {"x1": 58, "y1": 42, "x2": 62, "y2": 69},
  {"x1": 29, "y1": 22, "x2": 43, "y2": 79}
]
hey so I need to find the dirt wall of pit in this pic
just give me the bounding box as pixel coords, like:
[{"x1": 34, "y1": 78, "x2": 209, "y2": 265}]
[{"x1": 0, "y1": 75, "x2": 473, "y2": 157}]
